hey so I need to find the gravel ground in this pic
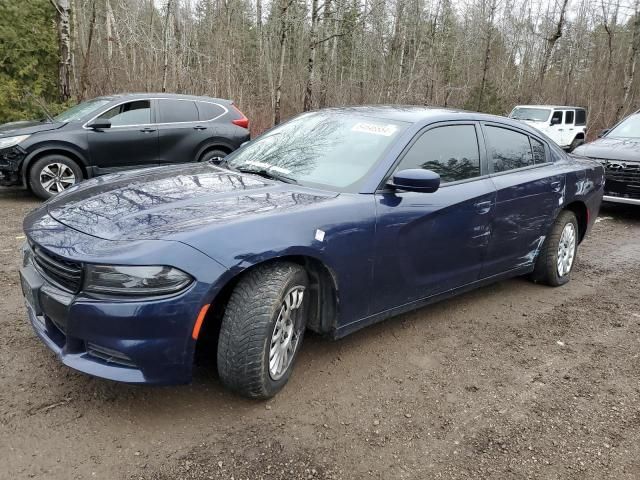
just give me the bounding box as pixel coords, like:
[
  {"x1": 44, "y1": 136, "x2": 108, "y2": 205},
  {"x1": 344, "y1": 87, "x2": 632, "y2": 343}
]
[{"x1": 0, "y1": 187, "x2": 639, "y2": 480}]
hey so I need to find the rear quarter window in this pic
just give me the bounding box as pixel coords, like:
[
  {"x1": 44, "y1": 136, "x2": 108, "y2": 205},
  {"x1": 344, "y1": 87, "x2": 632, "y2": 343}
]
[
  {"x1": 575, "y1": 109, "x2": 587, "y2": 126},
  {"x1": 197, "y1": 102, "x2": 226, "y2": 121}
]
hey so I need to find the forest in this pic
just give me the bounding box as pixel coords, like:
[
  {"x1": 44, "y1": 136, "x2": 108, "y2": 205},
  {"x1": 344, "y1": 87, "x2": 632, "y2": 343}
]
[{"x1": 1, "y1": 0, "x2": 639, "y2": 135}]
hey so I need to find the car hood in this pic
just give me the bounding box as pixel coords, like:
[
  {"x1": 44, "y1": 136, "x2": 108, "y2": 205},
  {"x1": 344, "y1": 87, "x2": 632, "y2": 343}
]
[
  {"x1": 44, "y1": 163, "x2": 338, "y2": 241},
  {"x1": 0, "y1": 120, "x2": 65, "y2": 137},
  {"x1": 575, "y1": 137, "x2": 640, "y2": 162}
]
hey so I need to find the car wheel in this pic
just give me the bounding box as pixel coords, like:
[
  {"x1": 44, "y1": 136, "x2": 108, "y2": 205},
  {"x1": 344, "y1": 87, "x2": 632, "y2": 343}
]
[
  {"x1": 199, "y1": 149, "x2": 228, "y2": 164},
  {"x1": 531, "y1": 210, "x2": 579, "y2": 287},
  {"x1": 569, "y1": 137, "x2": 584, "y2": 152},
  {"x1": 29, "y1": 155, "x2": 83, "y2": 200},
  {"x1": 217, "y1": 262, "x2": 309, "y2": 398}
]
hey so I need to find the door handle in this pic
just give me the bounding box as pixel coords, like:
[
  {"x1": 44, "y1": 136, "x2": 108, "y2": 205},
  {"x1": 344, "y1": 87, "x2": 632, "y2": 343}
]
[
  {"x1": 140, "y1": 127, "x2": 156, "y2": 133},
  {"x1": 193, "y1": 125, "x2": 207, "y2": 130},
  {"x1": 550, "y1": 180, "x2": 562, "y2": 192},
  {"x1": 474, "y1": 200, "x2": 492, "y2": 214}
]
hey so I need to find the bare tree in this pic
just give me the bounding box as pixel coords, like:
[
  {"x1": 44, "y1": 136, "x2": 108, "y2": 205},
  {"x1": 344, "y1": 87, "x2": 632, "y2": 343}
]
[{"x1": 51, "y1": 0, "x2": 73, "y2": 102}]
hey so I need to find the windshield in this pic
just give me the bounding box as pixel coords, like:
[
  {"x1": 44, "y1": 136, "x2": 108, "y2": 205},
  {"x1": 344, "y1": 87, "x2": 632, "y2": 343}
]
[
  {"x1": 510, "y1": 107, "x2": 551, "y2": 122},
  {"x1": 607, "y1": 114, "x2": 640, "y2": 139},
  {"x1": 53, "y1": 98, "x2": 112, "y2": 123},
  {"x1": 226, "y1": 112, "x2": 408, "y2": 192}
]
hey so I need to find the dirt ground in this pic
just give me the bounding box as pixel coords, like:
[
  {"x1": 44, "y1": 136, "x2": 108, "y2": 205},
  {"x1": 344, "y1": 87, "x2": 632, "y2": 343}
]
[{"x1": 0, "y1": 187, "x2": 639, "y2": 480}]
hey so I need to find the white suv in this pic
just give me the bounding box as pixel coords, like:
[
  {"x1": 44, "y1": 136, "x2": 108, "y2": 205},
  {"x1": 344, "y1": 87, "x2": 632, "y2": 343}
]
[{"x1": 509, "y1": 105, "x2": 587, "y2": 151}]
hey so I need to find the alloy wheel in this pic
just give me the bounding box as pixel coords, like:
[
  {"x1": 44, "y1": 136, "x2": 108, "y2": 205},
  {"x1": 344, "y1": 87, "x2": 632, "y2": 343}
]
[
  {"x1": 269, "y1": 286, "x2": 305, "y2": 380},
  {"x1": 39, "y1": 163, "x2": 76, "y2": 194},
  {"x1": 557, "y1": 222, "x2": 576, "y2": 277}
]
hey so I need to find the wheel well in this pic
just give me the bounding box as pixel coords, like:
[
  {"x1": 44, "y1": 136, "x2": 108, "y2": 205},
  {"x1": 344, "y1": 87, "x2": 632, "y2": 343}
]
[
  {"x1": 194, "y1": 256, "x2": 339, "y2": 364},
  {"x1": 574, "y1": 132, "x2": 585, "y2": 140},
  {"x1": 564, "y1": 201, "x2": 588, "y2": 243},
  {"x1": 23, "y1": 149, "x2": 87, "y2": 183},
  {"x1": 198, "y1": 144, "x2": 232, "y2": 162}
]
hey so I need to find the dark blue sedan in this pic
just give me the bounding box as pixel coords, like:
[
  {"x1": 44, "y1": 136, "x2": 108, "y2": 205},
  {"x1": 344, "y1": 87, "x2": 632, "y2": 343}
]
[{"x1": 20, "y1": 106, "x2": 604, "y2": 398}]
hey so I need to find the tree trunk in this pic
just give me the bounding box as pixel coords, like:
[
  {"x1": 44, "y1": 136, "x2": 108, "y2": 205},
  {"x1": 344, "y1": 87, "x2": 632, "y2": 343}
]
[
  {"x1": 51, "y1": 0, "x2": 72, "y2": 102},
  {"x1": 538, "y1": 0, "x2": 569, "y2": 94},
  {"x1": 477, "y1": 0, "x2": 497, "y2": 111},
  {"x1": 303, "y1": 0, "x2": 319, "y2": 111},
  {"x1": 274, "y1": 0, "x2": 291, "y2": 125},
  {"x1": 78, "y1": 0, "x2": 96, "y2": 101},
  {"x1": 161, "y1": 0, "x2": 173, "y2": 93},
  {"x1": 617, "y1": 1, "x2": 640, "y2": 120}
]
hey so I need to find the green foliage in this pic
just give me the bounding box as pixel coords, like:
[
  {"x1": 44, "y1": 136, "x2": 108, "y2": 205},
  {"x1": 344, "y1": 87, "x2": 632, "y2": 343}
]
[
  {"x1": 0, "y1": 0, "x2": 60, "y2": 123},
  {"x1": 464, "y1": 81, "x2": 506, "y2": 115}
]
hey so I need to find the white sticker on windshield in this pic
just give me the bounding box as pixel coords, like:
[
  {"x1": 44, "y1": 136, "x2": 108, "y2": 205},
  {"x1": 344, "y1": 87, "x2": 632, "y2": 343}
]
[{"x1": 351, "y1": 122, "x2": 398, "y2": 137}]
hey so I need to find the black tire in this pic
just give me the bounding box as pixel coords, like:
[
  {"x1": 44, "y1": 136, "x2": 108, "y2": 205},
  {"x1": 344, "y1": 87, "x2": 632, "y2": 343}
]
[
  {"x1": 199, "y1": 149, "x2": 228, "y2": 164},
  {"x1": 531, "y1": 210, "x2": 579, "y2": 287},
  {"x1": 28, "y1": 154, "x2": 83, "y2": 200},
  {"x1": 217, "y1": 262, "x2": 309, "y2": 398},
  {"x1": 569, "y1": 137, "x2": 584, "y2": 152}
]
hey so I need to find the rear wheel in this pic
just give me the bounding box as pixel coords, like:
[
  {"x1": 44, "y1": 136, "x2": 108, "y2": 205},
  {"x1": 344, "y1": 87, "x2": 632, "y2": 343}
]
[
  {"x1": 217, "y1": 262, "x2": 309, "y2": 398},
  {"x1": 199, "y1": 149, "x2": 228, "y2": 164},
  {"x1": 531, "y1": 210, "x2": 578, "y2": 286},
  {"x1": 28, "y1": 154, "x2": 83, "y2": 200}
]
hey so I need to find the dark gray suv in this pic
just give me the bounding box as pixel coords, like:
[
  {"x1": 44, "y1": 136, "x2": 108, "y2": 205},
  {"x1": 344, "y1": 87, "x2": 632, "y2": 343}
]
[{"x1": 0, "y1": 93, "x2": 250, "y2": 198}]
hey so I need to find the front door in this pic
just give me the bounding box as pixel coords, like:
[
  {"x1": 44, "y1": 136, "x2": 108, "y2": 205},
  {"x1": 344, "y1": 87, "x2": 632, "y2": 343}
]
[
  {"x1": 480, "y1": 123, "x2": 565, "y2": 277},
  {"x1": 372, "y1": 123, "x2": 496, "y2": 314},
  {"x1": 87, "y1": 99, "x2": 159, "y2": 169}
]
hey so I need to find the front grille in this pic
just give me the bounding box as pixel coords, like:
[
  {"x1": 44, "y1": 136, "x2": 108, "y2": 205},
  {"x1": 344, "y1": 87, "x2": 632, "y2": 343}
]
[
  {"x1": 32, "y1": 244, "x2": 83, "y2": 292},
  {"x1": 86, "y1": 342, "x2": 136, "y2": 368},
  {"x1": 598, "y1": 159, "x2": 640, "y2": 199}
]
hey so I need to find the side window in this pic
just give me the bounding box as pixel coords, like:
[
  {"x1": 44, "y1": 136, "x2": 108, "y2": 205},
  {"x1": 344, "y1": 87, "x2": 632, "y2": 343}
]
[
  {"x1": 97, "y1": 100, "x2": 151, "y2": 126},
  {"x1": 530, "y1": 137, "x2": 546, "y2": 164},
  {"x1": 485, "y1": 126, "x2": 533, "y2": 172},
  {"x1": 196, "y1": 102, "x2": 225, "y2": 121},
  {"x1": 551, "y1": 111, "x2": 562, "y2": 125},
  {"x1": 157, "y1": 99, "x2": 199, "y2": 123},
  {"x1": 396, "y1": 125, "x2": 481, "y2": 183},
  {"x1": 575, "y1": 109, "x2": 586, "y2": 126},
  {"x1": 565, "y1": 110, "x2": 575, "y2": 124}
]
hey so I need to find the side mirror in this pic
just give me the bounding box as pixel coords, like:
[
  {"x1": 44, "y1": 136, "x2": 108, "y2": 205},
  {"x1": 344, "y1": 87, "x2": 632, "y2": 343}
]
[
  {"x1": 550, "y1": 117, "x2": 561, "y2": 126},
  {"x1": 87, "y1": 119, "x2": 111, "y2": 130},
  {"x1": 389, "y1": 169, "x2": 440, "y2": 193},
  {"x1": 598, "y1": 129, "x2": 609, "y2": 138}
]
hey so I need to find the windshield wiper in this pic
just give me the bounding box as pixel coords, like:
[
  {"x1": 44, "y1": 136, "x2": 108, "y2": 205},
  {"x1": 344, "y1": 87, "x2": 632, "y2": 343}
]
[{"x1": 235, "y1": 166, "x2": 298, "y2": 184}]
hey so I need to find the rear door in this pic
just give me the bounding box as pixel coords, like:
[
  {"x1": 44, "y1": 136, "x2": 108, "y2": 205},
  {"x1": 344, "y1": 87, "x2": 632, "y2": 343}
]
[
  {"x1": 156, "y1": 98, "x2": 207, "y2": 164},
  {"x1": 372, "y1": 122, "x2": 496, "y2": 313},
  {"x1": 86, "y1": 99, "x2": 159, "y2": 169},
  {"x1": 480, "y1": 123, "x2": 565, "y2": 278}
]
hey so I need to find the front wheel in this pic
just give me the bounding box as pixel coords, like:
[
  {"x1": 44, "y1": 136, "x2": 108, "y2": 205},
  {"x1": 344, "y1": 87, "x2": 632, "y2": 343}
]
[
  {"x1": 531, "y1": 210, "x2": 579, "y2": 286},
  {"x1": 28, "y1": 154, "x2": 83, "y2": 199},
  {"x1": 217, "y1": 262, "x2": 309, "y2": 398}
]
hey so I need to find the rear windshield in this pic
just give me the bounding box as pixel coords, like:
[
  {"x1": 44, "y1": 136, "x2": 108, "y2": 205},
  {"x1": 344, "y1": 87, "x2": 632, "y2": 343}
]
[
  {"x1": 608, "y1": 114, "x2": 640, "y2": 139},
  {"x1": 510, "y1": 108, "x2": 551, "y2": 122}
]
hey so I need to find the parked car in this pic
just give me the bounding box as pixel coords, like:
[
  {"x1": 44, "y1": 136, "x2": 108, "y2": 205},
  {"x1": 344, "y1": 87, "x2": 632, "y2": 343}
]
[
  {"x1": 20, "y1": 106, "x2": 604, "y2": 398},
  {"x1": 0, "y1": 93, "x2": 250, "y2": 199},
  {"x1": 509, "y1": 105, "x2": 587, "y2": 151},
  {"x1": 573, "y1": 111, "x2": 640, "y2": 205}
]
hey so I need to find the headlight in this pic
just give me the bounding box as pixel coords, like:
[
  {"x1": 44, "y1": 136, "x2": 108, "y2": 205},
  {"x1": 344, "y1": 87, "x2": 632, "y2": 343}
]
[
  {"x1": 0, "y1": 134, "x2": 30, "y2": 149},
  {"x1": 84, "y1": 265, "x2": 192, "y2": 296}
]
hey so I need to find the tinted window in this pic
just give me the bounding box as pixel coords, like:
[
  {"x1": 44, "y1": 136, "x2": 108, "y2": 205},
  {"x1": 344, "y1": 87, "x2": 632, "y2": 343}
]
[
  {"x1": 551, "y1": 111, "x2": 562, "y2": 124},
  {"x1": 97, "y1": 100, "x2": 151, "y2": 126},
  {"x1": 575, "y1": 109, "x2": 586, "y2": 126},
  {"x1": 158, "y1": 99, "x2": 199, "y2": 123},
  {"x1": 530, "y1": 137, "x2": 546, "y2": 164},
  {"x1": 197, "y1": 102, "x2": 225, "y2": 121},
  {"x1": 396, "y1": 125, "x2": 481, "y2": 183},
  {"x1": 565, "y1": 110, "x2": 574, "y2": 124},
  {"x1": 485, "y1": 126, "x2": 533, "y2": 172}
]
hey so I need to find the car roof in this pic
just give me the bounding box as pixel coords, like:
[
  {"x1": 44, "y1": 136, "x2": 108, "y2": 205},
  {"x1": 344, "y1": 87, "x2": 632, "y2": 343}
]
[
  {"x1": 94, "y1": 93, "x2": 231, "y2": 103},
  {"x1": 512, "y1": 105, "x2": 585, "y2": 110}
]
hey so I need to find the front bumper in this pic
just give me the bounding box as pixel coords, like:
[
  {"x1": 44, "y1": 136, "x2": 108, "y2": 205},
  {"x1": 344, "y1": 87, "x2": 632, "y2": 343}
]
[
  {"x1": 20, "y1": 260, "x2": 208, "y2": 384},
  {"x1": 0, "y1": 146, "x2": 26, "y2": 185}
]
